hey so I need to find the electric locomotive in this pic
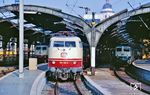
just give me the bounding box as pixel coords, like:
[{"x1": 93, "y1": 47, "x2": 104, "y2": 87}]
[
  {"x1": 46, "y1": 36, "x2": 83, "y2": 80},
  {"x1": 34, "y1": 44, "x2": 48, "y2": 58},
  {"x1": 115, "y1": 45, "x2": 132, "y2": 61}
]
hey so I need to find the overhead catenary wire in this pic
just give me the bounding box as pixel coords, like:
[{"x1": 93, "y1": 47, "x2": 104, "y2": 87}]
[
  {"x1": 111, "y1": 0, "x2": 149, "y2": 12},
  {"x1": 70, "y1": 0, "x2": 79, "y2": 13},
  {"x1": 65, "y1": 0, "x2": 79, "y2": 14},
  {"x1": 65, "y1": 2, "x2": 84, "y2": 19},
  {"x1": 128, "y1": 1, "x2": 150, "y2": 31},
  {"x1": 66, "y1": 0, "x2": 70, "y2": 5}
]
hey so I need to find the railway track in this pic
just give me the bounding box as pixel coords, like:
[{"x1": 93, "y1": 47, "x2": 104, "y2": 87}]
[
  {"x1": 114, "y1": 68, "x2": 150, "y2": 94},
  {"x1": 42, "y1": 78, "x2": 92, "y2": 95}
]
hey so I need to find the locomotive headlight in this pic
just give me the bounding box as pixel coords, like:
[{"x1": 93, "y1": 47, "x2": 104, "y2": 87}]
[
  {"x1": 73, "y1": 61, "x2": 77, "y2": 64},
  {"x1": 52, "y1": 61, "x2": 55, "y2": 64}
]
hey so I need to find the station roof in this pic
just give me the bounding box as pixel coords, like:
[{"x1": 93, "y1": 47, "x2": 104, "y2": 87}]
[
  {"x1": 0, "y1": 6, "x2": 86, "y2": 46},
  {"x1": 97, "y1": 12, "x2": 150, "y2": 49},
  {"x1": 0, "y1": 3, "x2": 149, "y2": 49}
]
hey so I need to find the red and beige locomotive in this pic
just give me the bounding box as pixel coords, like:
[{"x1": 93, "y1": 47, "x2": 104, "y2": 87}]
[{"x1": 46, "y1": 36, "x2": 83, "y2": 80}]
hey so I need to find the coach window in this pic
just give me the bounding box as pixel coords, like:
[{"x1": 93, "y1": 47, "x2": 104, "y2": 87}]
[
  {"x1": 65, "y1": 41, "x2": 76, "y2": 47},
  {"x1": 54, "y1": 41, "x2": 64, "y2": 47}
]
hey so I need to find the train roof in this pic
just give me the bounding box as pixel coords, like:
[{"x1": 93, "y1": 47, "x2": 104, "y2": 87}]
[{"x1": 50, "y1": 36, "x2": 81, "y2": 41}]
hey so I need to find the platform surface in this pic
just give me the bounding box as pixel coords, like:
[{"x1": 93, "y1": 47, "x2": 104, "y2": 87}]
[
  {"x1": 134, "y1": 59, "x2": 150, "y2": 71},
  {"x1": 0, "y1": 64, "x2": 47, "y2": 95},
  {"x1": 84, "y1": 68, "x2": 147, "y2": 95}
]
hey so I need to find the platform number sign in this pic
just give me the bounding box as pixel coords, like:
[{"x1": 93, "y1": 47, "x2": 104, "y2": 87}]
[{"x1": 130, "y1": 82, "x2": 141, "y2": 91}]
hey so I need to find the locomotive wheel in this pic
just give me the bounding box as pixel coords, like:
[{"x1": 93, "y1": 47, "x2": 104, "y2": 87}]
[
  {"x1": 46, "y1": 71, "x2": 50, "y2": 81},
  {"x1": 70, "y1": 73, "x2": 75, "y2": 80},
  {"x1": 60, "y1": 73, "x2": 68, "y2": 80},
  {"x1": 72, "y1": 74, "x2": 77, "y2": 81},
  {"x1": 46, "y1": 71, "x2": 57, "y2": 81},
  {"x1": 76, "y1": 73, "x2": 81, "y2": 79},
  {"x1": 46, "y1": 71, "x2": 50, "y2": 77},
  {"x1": 71, "y1": 73, "x2": 81, "y2": 80},
  {"x1": 54, "y1": 72, "x2": 59, "y2": 81},
  {"x1": 46, "y1": 71, "x2": 53, "y2": 81}
]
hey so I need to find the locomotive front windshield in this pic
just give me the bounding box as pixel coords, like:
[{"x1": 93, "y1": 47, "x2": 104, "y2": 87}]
[
  {"x1": 124, "y1": 48, "x2": 130, "y2": 52},
  {"x1": 42, "y1": 47, "x2": 47, "y2": 50},
  {"x1": 36, "y1": 46, "x2": 47, "y2": 50},
  {"x1": 116, "y1": 48, "x2": 122, "y2": 51},
  {"x1": 65, "y1": 41, "x2": 76, "y2": 47},
  {"x1": 53, "y1": 41, "x2": 64, "y2": 47},
  {"x1": 53, "y1": 41, "x2": 76, "y2": 47},
  {"x1": 36, "y1": 47, "x2": 41, "y2": 50}
]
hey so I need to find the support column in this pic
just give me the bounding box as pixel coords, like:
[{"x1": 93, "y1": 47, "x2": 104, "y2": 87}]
[
  {"x1": 19, "y1": 0, "x2": 24, "y2": 78},
  {"x1": 90, "y1": 12, "x2": 96, "y2": 75},
  {"x1": 91, "y1": 47, "x2": 96, "y2": 75}
]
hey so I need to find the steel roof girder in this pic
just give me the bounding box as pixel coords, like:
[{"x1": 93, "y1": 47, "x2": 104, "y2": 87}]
[
  {"x1": 96, "y1": 7, "x2": 150, "y2": 33},
  {"x1": 129, "y1": 8, "x2": 150, "y2": 17},
  {"x1": 94, "y1": 7, "x2": 150, "y2": 46},
  {"x1": 1, "y1": 5, "x2": 90, "y2": 29},
  {"x1": 24, "y1": 6, "x2": 87, "y2": 28},
  {"x1": 3, "y1": 5, "x2": 91, "y2": 36}
]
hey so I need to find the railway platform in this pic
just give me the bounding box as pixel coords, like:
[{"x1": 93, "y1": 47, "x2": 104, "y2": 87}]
[
  {"x1": 115, "y1": 68, "x2": 150, "y2": 94},
  {"x1": 133, "y1": 59, "x2": 150, "y2": 71},
  {"x1": 0, "y1": 64, "x2": 47, "y2": 95},
  {"x1": 84, "y1": 68, "x2": 147, "y2": 95},
  {"x1": 0, "y1": 61, "x2": 149, "y2": 95}
]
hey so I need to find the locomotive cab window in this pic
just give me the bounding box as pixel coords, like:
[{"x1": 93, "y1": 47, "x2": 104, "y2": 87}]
[
  {"x1": 53, "y1": 41, "x2": 64, "y2": 47},
  {"x1": 36, "y1": 47, "x2": 41, "y2": 50},
  {"x1": 116, "y1": 48, "x2": 122, "y2": 51},
  {"x1": 42, "y1": 47, "x2": 47, "y2": 50},
  {"x1": 124, "y1": 48, "x2": 130, "y2": 52},
  {"x1": 65, "y1": 41, "x2": 76, "y2": 47}
]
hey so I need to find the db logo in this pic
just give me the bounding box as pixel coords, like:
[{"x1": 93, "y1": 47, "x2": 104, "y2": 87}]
[{"x1": 60, "y1": 52, "x2": 67, "y2": 57}]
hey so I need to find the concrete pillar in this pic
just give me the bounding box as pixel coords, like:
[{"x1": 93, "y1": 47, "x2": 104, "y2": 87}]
[
  {"x1": 90, "y1": 12, "x2": 96, "y2": 75},
  {"x1": 91, "y1": 47, "x2": 96, "y2": 75},
  {"x1": 19, "y1": 0, "x2": 24, "y2": 78}
]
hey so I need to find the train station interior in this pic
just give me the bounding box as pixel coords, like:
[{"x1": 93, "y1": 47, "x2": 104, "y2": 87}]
[
  {"x1": 0, "y1": 3, "x2": 149, "y2": 67},
  {"x1": 0, "y1": 0, "x2": 150, "y2": 95}
]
